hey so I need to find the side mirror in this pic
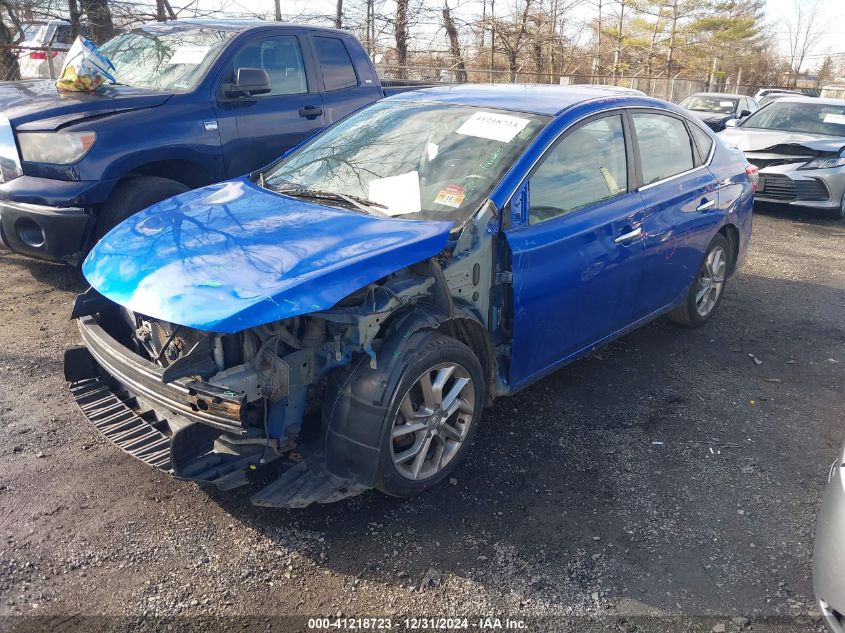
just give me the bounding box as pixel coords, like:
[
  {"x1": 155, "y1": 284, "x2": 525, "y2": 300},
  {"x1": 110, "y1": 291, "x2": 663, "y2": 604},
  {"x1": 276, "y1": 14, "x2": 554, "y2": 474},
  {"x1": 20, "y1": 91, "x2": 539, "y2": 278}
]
[
  {"x1": 739, "y1": 109, "x2": 752, "y2": 118},
  {"x1": 224, "y1": 67, "x2": 271, "y2": 98},
  {"x1": 724, "y1": 118, "x2": 740, "y2": 128}
]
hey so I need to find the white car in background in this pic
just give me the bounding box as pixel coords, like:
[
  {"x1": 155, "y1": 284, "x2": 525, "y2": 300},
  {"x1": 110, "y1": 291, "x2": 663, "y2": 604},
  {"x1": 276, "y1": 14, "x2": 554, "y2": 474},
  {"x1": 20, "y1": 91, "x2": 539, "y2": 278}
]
[{"x1": 16, "y1": 19, "x2": 74, "y2": 79}]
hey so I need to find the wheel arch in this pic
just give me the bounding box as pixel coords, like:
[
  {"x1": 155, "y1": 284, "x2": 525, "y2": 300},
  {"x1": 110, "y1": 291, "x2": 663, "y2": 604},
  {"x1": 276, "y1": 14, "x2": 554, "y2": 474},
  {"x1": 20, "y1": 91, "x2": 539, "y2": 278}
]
[
  {"x1": 718, "y1": 222, "x2": 740, "y2": 275},
  {"x1": 119, "y1": 158, "x2": 212, "y2": 191},
  {"x1": 320, "y1": 303, "x2": 495, "y2": 487}
]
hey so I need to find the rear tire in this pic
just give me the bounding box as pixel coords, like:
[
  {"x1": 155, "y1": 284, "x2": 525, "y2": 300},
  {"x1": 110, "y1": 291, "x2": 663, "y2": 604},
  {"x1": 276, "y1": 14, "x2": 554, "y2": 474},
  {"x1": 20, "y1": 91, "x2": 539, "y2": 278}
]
[
  {"x1": 96, "y1": 176, "x2": 189, "y2": 239},
  {"x1": 668, "y1": 234, "x2": 731, "y2": 327}
]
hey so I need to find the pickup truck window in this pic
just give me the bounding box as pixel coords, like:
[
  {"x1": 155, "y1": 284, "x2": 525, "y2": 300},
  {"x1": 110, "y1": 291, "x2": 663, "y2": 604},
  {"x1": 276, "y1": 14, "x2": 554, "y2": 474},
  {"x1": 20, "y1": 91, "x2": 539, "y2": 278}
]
[
  {"x1": 313, "y1": 36, "x2": 357, "y2": 91},
  {"x1": 229, "y1": 35, "x2": 308, "y2": 96},
  {"x1": 263, "y1": 100, "x2": 548, "y2": 221},
  {"x1": 99, "y1": 27, "x2": 235, "y2": 92}
]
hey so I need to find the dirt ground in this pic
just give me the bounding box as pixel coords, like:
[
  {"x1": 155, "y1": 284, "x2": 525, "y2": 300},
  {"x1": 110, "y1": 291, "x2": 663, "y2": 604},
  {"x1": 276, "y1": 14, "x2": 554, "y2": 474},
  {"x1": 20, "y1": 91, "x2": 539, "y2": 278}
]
[{"x1": 0, "y1": 204, "x2": 843, "y2": 633}]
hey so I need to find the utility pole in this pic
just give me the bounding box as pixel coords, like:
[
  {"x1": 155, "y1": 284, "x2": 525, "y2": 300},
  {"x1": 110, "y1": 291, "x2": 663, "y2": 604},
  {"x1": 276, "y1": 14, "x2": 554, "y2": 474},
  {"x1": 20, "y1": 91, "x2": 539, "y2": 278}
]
[
  {"x1": 708, "y1": 57, "x2": 719, "y2": 91},
  {"x1": 274, "y1": 0, "x2": 282, "y2": 21}
]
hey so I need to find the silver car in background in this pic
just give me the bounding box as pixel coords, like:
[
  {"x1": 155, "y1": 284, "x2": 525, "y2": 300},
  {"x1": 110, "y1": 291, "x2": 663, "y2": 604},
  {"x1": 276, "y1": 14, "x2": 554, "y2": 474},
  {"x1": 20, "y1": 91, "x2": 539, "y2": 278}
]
[
  {"x1": 815, "y1": 443, "x2": 845, "y2": 632},
  {"x1": 719, "y1": 97, "x2": 845, "y2": 219}
]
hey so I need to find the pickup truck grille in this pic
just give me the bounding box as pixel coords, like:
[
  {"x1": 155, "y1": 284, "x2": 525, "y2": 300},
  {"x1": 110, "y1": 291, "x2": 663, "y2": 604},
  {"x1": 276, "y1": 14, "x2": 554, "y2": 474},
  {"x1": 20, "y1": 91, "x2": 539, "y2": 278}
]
[{"x1": 0, "y1": 114, "x2": 22, "y2": 184}]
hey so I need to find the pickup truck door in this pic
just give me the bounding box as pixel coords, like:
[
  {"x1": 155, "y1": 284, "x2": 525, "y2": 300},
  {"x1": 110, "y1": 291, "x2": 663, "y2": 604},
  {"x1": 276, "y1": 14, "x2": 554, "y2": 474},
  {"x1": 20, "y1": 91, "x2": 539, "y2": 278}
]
[
  {"x1": 504, "y1": 113, "x2": 647, "y2": 388},
  {"x1": 213, "y1": 32, "x2": 326, "y2": 177},
  {"x1": 307, "y1": 33, "x2": 383, "y2": 125}
]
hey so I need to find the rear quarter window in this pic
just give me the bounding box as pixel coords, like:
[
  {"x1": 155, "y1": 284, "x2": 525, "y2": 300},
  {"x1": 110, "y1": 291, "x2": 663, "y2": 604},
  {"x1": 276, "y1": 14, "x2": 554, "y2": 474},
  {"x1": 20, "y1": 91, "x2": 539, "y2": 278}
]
[{"x1": 314, "y1": 36, "x2": 358, "y2": 91}]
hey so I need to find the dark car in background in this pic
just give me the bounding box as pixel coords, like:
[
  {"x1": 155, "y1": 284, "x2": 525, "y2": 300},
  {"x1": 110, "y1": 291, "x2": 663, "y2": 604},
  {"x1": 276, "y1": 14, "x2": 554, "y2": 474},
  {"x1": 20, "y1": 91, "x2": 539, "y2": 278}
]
[
  {"x1": 680, "y1": 92, "x2": 758, "y2": 132},
  {"x1": 0, "y1": 19, "x2": 429, "y2": 265},
  {"x1": 719, "y1": 97, "x2": 845, "y2": 219}
]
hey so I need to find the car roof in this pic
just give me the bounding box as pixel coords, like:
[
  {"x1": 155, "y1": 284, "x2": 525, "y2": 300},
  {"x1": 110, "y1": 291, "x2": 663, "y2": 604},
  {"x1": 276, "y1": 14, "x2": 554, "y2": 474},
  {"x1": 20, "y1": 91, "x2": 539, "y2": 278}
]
[
  {"x1": 135, "y1": 18, "x2": 348, "y2": 35},
  {"x1": 686, "y1": 92, "x2": 743, "y2": 99},
  {"x1": 775, "y1": 96, "x2": 845, "y2": 106},
  {"x1": 384, "y1": 83, "x2": 655, "y2": 116}
]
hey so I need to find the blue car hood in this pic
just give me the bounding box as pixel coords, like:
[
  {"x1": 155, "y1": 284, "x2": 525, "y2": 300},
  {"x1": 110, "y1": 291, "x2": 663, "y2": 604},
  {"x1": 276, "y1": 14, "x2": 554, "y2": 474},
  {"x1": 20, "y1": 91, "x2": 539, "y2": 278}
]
[{"x1": 83, "y1": 178, "x2": 453, "y2": 333}]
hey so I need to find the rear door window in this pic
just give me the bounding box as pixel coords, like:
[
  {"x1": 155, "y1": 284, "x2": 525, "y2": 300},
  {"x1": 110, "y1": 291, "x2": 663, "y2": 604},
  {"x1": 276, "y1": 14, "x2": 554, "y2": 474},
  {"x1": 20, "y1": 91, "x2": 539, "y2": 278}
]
[
  {"x1": 632, "y1": 112, "x2": 695, "y2": 184},
  {"x1": 314, "y1": 36, "x2": 358, "y2": 91},
  {"x1": 688, "y1": 123, "x2": 713, "y2": 166}
]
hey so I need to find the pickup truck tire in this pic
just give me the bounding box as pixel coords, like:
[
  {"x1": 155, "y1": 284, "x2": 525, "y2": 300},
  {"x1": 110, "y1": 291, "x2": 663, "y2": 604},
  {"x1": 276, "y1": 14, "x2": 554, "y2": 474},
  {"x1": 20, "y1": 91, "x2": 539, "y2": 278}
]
[
  {"x1": 373, "y1": 332, "x2": 485, "y2": 498},
  {"x1": 668, "y1": 234, "x2": 731, "y2": 327},
  {"x1": 97, "y1": 177, "x2": 190, "y2": 239}
]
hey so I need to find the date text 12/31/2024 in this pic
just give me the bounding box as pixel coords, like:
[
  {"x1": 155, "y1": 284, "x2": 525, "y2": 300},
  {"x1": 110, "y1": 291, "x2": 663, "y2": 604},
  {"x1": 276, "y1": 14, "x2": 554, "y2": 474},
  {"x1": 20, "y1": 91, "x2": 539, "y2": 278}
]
[{"x1": 307, "y1": 617, "x2": 528, "y2": 630}]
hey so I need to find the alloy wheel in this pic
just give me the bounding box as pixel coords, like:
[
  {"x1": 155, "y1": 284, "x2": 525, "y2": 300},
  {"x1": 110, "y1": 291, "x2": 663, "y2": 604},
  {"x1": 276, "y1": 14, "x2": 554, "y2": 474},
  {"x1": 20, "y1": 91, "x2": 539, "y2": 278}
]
[
  {"x1": 695, "y1": 245, "x2": 727, "y2": 317},
  {"x1": 390, "y1": 362, "x2": 475, "y2": 481}
]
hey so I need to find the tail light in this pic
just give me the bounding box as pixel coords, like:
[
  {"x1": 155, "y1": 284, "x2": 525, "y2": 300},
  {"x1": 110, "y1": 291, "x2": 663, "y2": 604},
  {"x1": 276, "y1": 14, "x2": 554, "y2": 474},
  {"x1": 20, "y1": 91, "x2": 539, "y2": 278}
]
[
  {"x1": 745, "y1": 164, "x2": 759, "y2": 192},
  {"x1": 29, "y1": 50, "x2": 59, "y2": 60}
]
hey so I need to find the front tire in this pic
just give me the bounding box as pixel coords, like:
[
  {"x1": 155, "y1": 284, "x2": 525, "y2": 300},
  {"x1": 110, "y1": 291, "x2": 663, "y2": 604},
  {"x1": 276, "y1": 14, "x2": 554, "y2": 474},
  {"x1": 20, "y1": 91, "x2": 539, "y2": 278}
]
[
  {"x1": 374, "y1": 333, "x2": 485, "y2": 498},
  {"x1": 668, "y1": 234, "x2": 731, "y2": 327},
  {"x1": 97, "y1": 176, "x2": 189, "y2": 239}
]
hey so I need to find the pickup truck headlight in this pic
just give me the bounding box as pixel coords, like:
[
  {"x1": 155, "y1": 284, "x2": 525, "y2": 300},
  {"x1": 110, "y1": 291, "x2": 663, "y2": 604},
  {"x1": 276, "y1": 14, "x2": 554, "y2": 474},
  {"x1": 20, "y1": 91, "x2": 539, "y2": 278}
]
[
  {"x1": 800, "y1": 156, "x2": 845, "y2": 170},
  {"x1": 18, "y1": 131, "x2": 97, "y2": 164}
]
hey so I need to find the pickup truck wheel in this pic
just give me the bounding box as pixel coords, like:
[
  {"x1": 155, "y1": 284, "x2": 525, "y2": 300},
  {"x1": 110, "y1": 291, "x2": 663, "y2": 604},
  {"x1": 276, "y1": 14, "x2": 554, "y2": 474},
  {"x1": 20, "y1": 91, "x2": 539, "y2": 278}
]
[
  {"x1": 97, "y1": 177, "x2": 189, "y2": 239},
  {"x1": 375, "y1": 333, "x2": 484, "y2": 497},
  {"x1": 668, "y1": 234, "x2": 731, "y2": 327}
]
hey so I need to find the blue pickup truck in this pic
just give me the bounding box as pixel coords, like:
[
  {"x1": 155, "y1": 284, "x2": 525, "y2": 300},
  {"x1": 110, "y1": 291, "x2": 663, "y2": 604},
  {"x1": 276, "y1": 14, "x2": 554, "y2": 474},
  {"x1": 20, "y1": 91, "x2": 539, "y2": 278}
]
[{"x1": 0, "y1": 19, "x2": 425, "y2": 264}]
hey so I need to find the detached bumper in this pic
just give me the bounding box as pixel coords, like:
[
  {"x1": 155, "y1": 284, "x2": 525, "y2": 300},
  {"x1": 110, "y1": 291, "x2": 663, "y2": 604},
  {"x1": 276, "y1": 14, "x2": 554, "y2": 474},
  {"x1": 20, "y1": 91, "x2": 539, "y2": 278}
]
[
  {"x1": 0, "y1": 199, "x2": 92, "y2": 264},
  {"x1": 754, "y1": 168, "x2": 845, "y2": 210}
]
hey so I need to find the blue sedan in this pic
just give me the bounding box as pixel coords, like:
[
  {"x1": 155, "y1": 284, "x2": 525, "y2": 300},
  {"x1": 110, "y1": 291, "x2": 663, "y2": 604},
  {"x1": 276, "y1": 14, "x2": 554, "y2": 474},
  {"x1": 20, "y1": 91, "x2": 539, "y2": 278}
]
[{"x1": 65, "y1": 85, "x2": 755, "y2": 507}]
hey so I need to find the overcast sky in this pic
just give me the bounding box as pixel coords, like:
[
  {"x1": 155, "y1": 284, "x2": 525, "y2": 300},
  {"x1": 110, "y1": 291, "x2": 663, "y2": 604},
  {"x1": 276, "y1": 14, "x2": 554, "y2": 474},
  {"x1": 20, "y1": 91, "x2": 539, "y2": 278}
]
[{"x1": 220, "y1": 0, "x2": 843, "y2": 70}]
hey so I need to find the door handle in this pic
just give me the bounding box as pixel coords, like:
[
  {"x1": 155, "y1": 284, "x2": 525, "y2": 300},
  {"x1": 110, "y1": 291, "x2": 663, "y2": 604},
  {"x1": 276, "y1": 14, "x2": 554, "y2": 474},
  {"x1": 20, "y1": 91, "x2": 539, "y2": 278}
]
[
  {"x1": 613, "y1": 227, "x2": 642, "y2": 244},
  {"x1": 697, "y1": 198, "x2": 716, "y2": 211},
  {"x1": 298, "y1": 105, "x2": 323, "y2": 118}
]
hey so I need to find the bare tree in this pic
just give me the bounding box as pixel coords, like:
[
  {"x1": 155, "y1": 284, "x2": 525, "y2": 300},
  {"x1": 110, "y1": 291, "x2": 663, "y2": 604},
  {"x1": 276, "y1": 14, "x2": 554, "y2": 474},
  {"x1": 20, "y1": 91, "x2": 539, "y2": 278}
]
[
  {"x1": 442, "y1": 0, "x2": 467, "y2": 82},
  {"x1": 491, "y1": 0, "x2": 533, "y2": 81},
  {"x1": 784, "y1": 0, "x2": 826, "y2": 87},
  {"x1": 0, "y1": 1, "x2": 21, "y2": 80},
  {"x1": 394, "y1": 0, "x2": 409, "y2": 76},
  {"x1": 81, "y1": 0, "x2": 114, "y2": 42}
]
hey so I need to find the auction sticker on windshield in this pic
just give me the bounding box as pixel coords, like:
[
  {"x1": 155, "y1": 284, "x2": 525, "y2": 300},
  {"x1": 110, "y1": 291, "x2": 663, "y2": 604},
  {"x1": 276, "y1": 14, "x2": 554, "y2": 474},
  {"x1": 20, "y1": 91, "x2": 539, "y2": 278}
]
[
  {"x1": 456, "y1": 111, "x2": 531, "y2": 143},
  {"x1": 434, "y1": 184, "x2": 465, "y2": 208},
  {"x1": 823, "y1": 113, "x2": 845, "y2": 125},
  {"x1": 169, "y1": 46, "x2": 211, "y2": 65}
]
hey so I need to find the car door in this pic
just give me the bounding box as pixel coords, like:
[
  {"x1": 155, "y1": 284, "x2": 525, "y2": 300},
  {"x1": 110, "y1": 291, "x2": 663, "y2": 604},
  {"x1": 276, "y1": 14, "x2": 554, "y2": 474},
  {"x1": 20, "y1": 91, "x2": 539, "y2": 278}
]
[
  {"x1": 309, "y1": 34, "x2": 382, "y2": 125},
  {"x1": 504, "y1": 112, "x2": 647, "y2": 387},
  {"x1": 213, "y1": 32, "x2": 325, "y2": 178},
  {"x1": 630, "y1": 110, "x2": 722, "y2": 318}
]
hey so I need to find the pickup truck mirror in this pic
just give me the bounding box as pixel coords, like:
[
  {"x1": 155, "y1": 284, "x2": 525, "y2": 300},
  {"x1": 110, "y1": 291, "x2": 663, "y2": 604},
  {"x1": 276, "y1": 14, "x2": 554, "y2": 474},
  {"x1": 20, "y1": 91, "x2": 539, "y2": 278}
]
[
  {"x1": 224, "y1": 67, "x2": 272, "y2": 98},
  {"x1": 739, "y1": 109, "x2": 752, "y2": 118}
]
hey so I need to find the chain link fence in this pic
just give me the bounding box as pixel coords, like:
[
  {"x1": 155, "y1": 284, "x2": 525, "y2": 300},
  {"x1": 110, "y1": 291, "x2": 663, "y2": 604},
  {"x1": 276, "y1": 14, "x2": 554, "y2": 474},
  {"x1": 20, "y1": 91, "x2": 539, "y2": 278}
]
[
  {"x1": 376, "y1": 64, "x2": 797, "y2": 103},
  {"x1": 0, "y1": 43, "x2": 67, "y2": 81}
]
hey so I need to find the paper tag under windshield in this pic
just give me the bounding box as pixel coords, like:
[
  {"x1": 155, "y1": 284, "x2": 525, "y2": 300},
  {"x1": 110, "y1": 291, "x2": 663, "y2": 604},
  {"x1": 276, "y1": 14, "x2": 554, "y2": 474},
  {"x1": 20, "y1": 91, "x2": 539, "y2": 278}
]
[
  {"x1": 169, "y1": 46, "x2": 211, "y2": 65},
  {"x1": 456, "y1": 111, "x2": 531, "y2": 143},
  {"x1": 823, "y1": 113, "x2": 845, "y2": 125},
  {"x1": 434, "y1": 184, "x2": 465, "y2": 208}
]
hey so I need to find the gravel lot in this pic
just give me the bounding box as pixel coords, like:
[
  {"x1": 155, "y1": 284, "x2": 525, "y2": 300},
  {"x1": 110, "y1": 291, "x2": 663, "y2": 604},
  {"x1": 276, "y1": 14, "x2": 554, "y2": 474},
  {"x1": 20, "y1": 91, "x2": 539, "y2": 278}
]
[{"x1": 0, "y1": 205, "x2": 842, "y2": 633}]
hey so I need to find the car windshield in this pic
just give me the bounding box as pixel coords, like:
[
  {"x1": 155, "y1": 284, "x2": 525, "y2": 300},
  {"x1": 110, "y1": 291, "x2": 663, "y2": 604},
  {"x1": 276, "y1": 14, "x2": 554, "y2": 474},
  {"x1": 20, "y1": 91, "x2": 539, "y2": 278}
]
[
  {"x1": 98, "y1": 27, "x2": 236, "y2": 91},
  {"x1": 741, "y1": 101, "x2": 845, "y2": 136},
  {"x1": 262, "y1": 101, "x2": 549, "y2": 221},
  {"x1": 20, "y1": 23, "x2": 48, "y2": 43},
  {"x1": 680, "y1": 95, "x2": 737, "y2": 114}
]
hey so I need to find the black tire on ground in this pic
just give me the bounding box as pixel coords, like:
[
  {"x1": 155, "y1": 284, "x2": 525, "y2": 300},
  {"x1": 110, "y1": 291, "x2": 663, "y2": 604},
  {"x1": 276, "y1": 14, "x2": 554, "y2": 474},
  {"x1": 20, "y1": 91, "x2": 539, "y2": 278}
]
[
  {"x1": 668, "y1": 233, "x2": 731, "y2": 328},
  {"x1": 96, "y1": 177, "x2": 189, "y2": 239},
  {"x1": 370, "y1": 332, "x2": 486, "y2": 498}
]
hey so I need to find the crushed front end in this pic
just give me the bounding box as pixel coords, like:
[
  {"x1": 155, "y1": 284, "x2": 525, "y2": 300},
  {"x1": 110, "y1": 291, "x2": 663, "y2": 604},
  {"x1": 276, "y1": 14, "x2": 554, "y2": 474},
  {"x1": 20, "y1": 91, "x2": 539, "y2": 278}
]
[{"x1": 65, "y1": 288, "x2": 374, "y2": 507}]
